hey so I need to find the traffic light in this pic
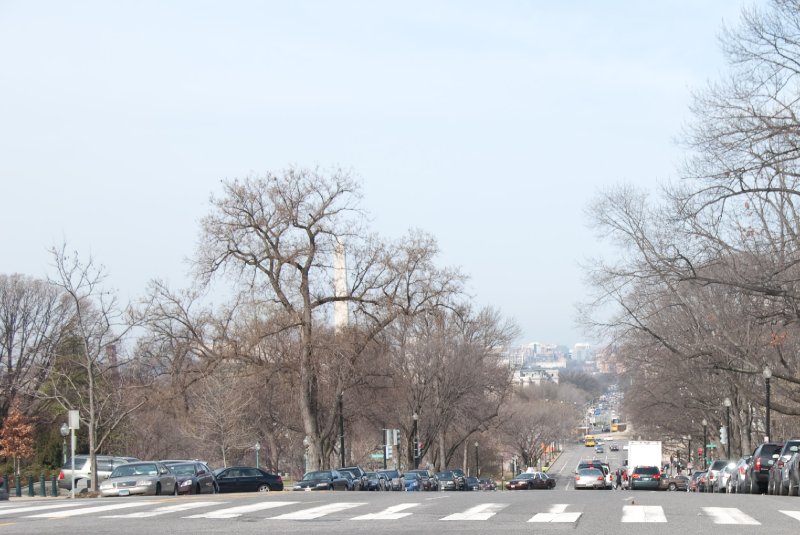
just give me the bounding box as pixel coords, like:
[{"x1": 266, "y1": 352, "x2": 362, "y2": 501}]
[
  {"x1": 697, "y1": 447, "x2": 704, "y2": 454},
  {"x1": 720, "y1": 426, "x2": 728, "y2": 445}
]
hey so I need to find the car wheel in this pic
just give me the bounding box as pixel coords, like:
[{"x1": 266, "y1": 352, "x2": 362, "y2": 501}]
[
  {"x1": 172, "y1": 482, "x2": 179, "y2": 496},
  {"x1": 155, "y1": 483, "x2": 162, "y2": 496},
  {"x1": 748, "y1": 476, "x2": 756, "y2": 494},
  {"x1": 668, "y1": 483, "x2": 677, "y2": 491},
  {"x1": 790, "y1": 477, "x2": 797, "y2": 497},
  {"x1": 213, "y1": 483, "x2": 219, "y2": 494},
  {"x1": 196, "y1": 483, "x2": 202, "y2": 495},
  {"x1": 257, "y1": 484, "x2": 271, "y2": 492}
]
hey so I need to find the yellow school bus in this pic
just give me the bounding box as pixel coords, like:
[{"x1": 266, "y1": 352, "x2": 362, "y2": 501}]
[{"x1": 584, "y1": 435, "x2": 596, "y2": 447}]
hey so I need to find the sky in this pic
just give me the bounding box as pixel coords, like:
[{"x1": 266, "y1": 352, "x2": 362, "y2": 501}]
[{"x1": 0, "y1": 0, "x2": 763, "y2": 347}]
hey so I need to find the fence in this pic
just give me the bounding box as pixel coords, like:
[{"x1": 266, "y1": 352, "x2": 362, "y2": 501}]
[{"x1": 1, "y1": 474, "x2": 61, "y2": 497}]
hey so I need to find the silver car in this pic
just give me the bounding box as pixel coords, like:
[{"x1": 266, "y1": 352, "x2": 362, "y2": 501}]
[
  {"x1": 574, "y1": 468, "x2": 606, "y2": 489},
  {"x1": 99, "y1": 461, "x2": 178, "y2": 497}
]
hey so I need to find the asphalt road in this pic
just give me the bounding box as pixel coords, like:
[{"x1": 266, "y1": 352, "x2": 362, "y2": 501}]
[{"x1": 3, "y1": 438, "x2": 800, "y2": 534}]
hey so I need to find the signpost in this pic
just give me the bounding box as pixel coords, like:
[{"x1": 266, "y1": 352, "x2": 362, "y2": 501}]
[{"x1": 68, "y1": 410, "x2": 79, "y2": 497}]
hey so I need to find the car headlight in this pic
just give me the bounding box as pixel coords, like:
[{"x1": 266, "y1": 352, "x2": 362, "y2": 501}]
[
  {"x1": 180, "y1": 480, "x2": 192, "y2": 487},
  {"x1": 136, "y1": 480, "x2": 155, "y2": 486},
  {"x1": 100, "y1": 482, "x2": 112, "y2": 489}
]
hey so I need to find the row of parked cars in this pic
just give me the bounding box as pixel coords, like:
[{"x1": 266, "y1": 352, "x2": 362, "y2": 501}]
[
  {"x1": 297, "y1": 467, "x2": 497, "y2": 492},
  {"x1": 58, "y1": 456, "x2": 284, "y2": 497},
  {"x1": 689, "y1": 439, "x2": 800, "y2": 494}
]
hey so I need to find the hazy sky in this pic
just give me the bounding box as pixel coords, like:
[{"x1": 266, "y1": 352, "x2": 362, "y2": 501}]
[{"x1": 0, "y1": 1, "x2": 761, "y2": 346}]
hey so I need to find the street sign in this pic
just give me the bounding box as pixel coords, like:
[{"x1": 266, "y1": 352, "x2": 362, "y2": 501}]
[
  {"x1": 370, "y1": 453, "x2": 383, "y2": 459},
  {"x1": 706, "y1": 444, "x2": 717, "y2": 448}
]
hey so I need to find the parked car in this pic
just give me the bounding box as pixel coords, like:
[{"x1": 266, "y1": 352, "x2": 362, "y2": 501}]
[
  {"x1": 770, "y1": 439, "x2": 800, "y2": 495},
  {"x1": 362, "y1": 472, "x2": 386, "y2": 491},
  {"x1": 214, "y1": 466, "x2": 284, "y2": 492},
  {"x1": 436, "y1": 471, "x2": 462, "y2": 490},
  {"x1": 712, "y1": 461, "x2": 737, "y2": 493},
  {"x1": 376, "y1": 469, "x2": 405, "y2": 491},
  {"x1": 478, "y1": 478, "x2": 497, "y2": 491},
  {"x1": 448, "y1": 468, "x2": 468, "y2": 490},
  {"x1": 507, "y1": 472, "x2": 538, "y2": 490},
  {"x1": 784, "y1": 451, "x2": 800, "y2": 496},
  {"x1": 466, "y1": 476, "x2": 480, "y2": 491},
  {"x1": 688, "y1": 470, "x2": 704, "y2": 492},
  {"x1": 406, "y1": 469, "x2": 438, "y2": 491},
  {"x1": 164, "y1": 461, "x2": 218, "y2": 495},
  {"x1": 745, "y1": 442, "x2": 783, "y2": 494},
  {"x1": 704, "y1": 459, "x2": 731, "y2": 492},
  {"x1": 661, "y1": 474, "x2": 690, "y2": 491},
  {"x1": 292, "y1": 470, "x2": 350, "y2": 491},
  {"x1": 730, "y1": 456, "x2": 752, "y2": 493},
  {"x1": 531, "y1": 472, "x2": 557, "y2": 489},
  {"x1": 630, "y1": 466, "x2": 661, "y2": 490},
  {"x1": 99, "y1": 461, "x2": 177, "y2": 497},
  {"x1": 574, "y1": 468, "x2": 606, "y2": 489},
  {"x1": 404, "y1": 472, "x2": 423, "y2": 491},
  {"x1": 337, "y1": 466, "x2": 368, "y2": 491},
  {"x1": 58, "y1": 455, "x2": 139, "y2": 491}
]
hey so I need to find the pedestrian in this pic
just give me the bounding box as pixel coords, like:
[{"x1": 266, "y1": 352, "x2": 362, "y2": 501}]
[
  {"x1": 616, "y1": 469, "x2": 622, "y2": 490},
  {"x1": 622, "y1": 468, "x2": 629, "y2": 490}
]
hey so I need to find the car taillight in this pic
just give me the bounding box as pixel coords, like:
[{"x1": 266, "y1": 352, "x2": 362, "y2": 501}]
[
  {"x1": 632, "y1": 473, "x2": 640, "y2": 479},
  {"x1": 597, "y1": 476, "x2": 604, "y2": 481},
  {"x1": 575, "y1": 476, "x2": 580, "y2": 481},
  {"x1": 58, "y1": 471, "x2": 64, "y2": 480},
  {"x1": 756, "y1": 458, "x2": 762, "y2": 471},
  {"x1": 653, "y1": 474, "x2": 660, "y2": 479},
  {"x1": 740, "y1": 467, "x2": 745, "y2": 475}
]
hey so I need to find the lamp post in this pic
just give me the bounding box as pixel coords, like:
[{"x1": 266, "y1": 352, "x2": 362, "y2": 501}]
[
  {"x1": 723, "y1": 398, "x2": 732, "y2": 458},
  {"x1": 338, "y1": 392, "x2": 346, "y2": 467},
  {"x1": 59, "y1": 423, "x2": 69, "y2": 465},
  {"x1": 687, "y1": 435, "x2": 692, "y2": 471},
  {"x1": 255, "y1": 441, "x2": 261, "y2": 470},
  {"x1": 702, "y1": 418, "x2": 708, "y2": 470},
  {"x1": 474, "y1": 441, "x2": 479, "y2": 477},
  {"x1": 412, "y1": 413, "x2": 419, "y2": 469},
  {"x1": 763, "y1": 366, "x2": 772, "y2": 442}
]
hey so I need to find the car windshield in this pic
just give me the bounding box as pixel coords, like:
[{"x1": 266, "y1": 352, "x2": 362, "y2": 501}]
[
  {"x1": 303, "y1": 471, "x2": 331, "y2": 480},
  {"x1": 111, "y1": 463, "x2": 158, "y2": 477},
  {"x1": 635, "y1": 467, "x2": 660, "y2": 475},
  {"x1": 380, "y1": 470, "x2": 399, "y2": 478},
  {"x1": 514, "y1": 473, "x2": 534, "y2": 480},
  {"x1": 437, "y1": 472, "x2": 453, "y2": 480},
  {"x1": 169, "y1": 463, "x2": 196, "y2": 475},
  {"x1": 579, "y1": 469, "x2": 602, "y2": 476}
]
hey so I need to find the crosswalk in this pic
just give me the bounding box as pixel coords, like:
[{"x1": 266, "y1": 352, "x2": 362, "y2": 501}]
[{"x1": 2, "y1": 499, "x2": 800, "y2": 526}]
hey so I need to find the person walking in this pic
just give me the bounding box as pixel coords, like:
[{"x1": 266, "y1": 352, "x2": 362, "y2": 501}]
[{"x1": 616, "y1": 469, "x2": 622, "y2": 490}]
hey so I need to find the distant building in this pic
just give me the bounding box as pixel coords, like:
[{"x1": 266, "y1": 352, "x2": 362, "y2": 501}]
[
  {"x1": 513, "y1": 366, "x2": 559, "y2": 386},
  {"x1": 572, "y1": 343, "x2": 593, "y2": 362}
]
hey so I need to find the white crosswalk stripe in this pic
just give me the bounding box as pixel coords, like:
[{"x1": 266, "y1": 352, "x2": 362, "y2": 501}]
[
  {"x1": 702, "y1": 507, "x2": 760, "y2": 525},
  {"x1": 441, "y1": 503, "x2": 507, "y2": 521},
  {"x1": 270, "y1": 502, "x2": 364, "y2": 520},
  {"x1": 185, "y1": 501, "x2": 297, "y2": 519},
  {"x1": 780, "y1": 510, "x2": 800, "y2": 522},
  {"x1": 352, "y1": 503, "x2": 418, "y2": 520},
  {"x1": 28, "y1": 502, "x2": 148, "y2": 518},
  {"x1": 529, "y1": 503, "x2": 581, "y2": 523},
  {"x1": 621, "y1": 505, "x2": 666, "y2": 523},
  {"x1": 103, "y1": 501, "x2": 226, "y2": 518},
  {"x1": 0, "y1": 502, "x2": 93, "y2": 516}
]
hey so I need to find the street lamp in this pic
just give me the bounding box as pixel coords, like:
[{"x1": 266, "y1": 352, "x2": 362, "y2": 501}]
[
  {"x1": 59, "y1": 423, "x2": 69, "y2": 465},
  {"x1": 702, "y1": 418, "x2": 708, "y2": 470},
  {"x1": 255, "y1": 441, "x2": 261, "y2": 470},
  {"x1": 723, "y1": 398, "x2": 732, "y2": 459},
  {"x1": 474, "y1": 441, "x2": 479, "y2": 477},
  {"x1": 763, "y1": 366, "x2": 772, "y2": 441},
  {"x1": 687, "y1": 435, "x2": 692, "y2": 471},
  {"x1": 412, "y1": 413, "x2": 419, "y2": 469},
  {"x1": 338, "y1": 392, "x2": 345, "y2": 468}
]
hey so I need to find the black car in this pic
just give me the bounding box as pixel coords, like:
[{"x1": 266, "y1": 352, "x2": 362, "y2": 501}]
[
  {"x1": 745, "y1": 442, "x2": 783, "y2": 494},
  {"x1": 164, "y1": 461, "x2": 218, "y2": 494},
  {"x1": 466, "y1": 476, "x2": 480, "y2": 490},
  {"x1": 447, "y1": 468, "x2": 468, "y2": 490},
  {"x1": 213, "y1": 466, "x2": 284, "y2": 492},
  {"x1": 363, "y1": 471, "x2": 387, "y2": 491},
  {"x1": 293, "y1": 469, "x2": 351, "y2": 491},
  {"x1": 406, "y1": 469, "x2": 438, "y2": 491}
]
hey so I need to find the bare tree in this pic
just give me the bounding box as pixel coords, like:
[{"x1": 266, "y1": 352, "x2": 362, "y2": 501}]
[
  {"x1": 195, "y1": 168, "x2": 462, "y2": 470},
  {"x1": 43, "y1": 245, "x2": 147, "y2": 490},
  {"x1": 0, "y1": 274, "x2": 70, "y2": 420}
]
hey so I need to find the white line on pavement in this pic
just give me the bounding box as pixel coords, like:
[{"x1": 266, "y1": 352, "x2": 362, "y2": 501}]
[
  {"x1": 28, "y1": 502, "x2": 148, "y2": 518},
  {"x1": 621, "y1": 505, "x2": 667, "y2": 523},
  {"x1": 0, "y1": 503, "x2": 92, "y2": 516},
  {"x1": 270, "y1": 502, "x2": 364, "y2": 520},
  {"x1": 352, "y1": 503, "x2": 419, "y2": 520},
  {"x1": 702, "y1": 507, "x2": 760, "y2": 525},
  {"x1": 441, "y1": 503, "x2": 507, "y2": 521},
  {"x1": 186, "y1": 501, "x2": 298, "y2": 519},
  {"x1": 103, "y1": 501, "x2": 226, "y2": 518}
]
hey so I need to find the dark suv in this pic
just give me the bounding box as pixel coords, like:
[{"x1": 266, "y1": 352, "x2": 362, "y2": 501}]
[
  {"x1": 630, "y1": 466, "x2": 661, "y2": 490},
  {"x1": 337, "y1": 466, "x2": 368, "y2": 490},
  {"x1": 746, "y1": 442, "x2": 783, "y2": 494}
]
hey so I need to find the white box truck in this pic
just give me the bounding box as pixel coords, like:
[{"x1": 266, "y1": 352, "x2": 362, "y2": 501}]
[{"x1": 627, "y1": 440, "x2": 662, "y2": 469}]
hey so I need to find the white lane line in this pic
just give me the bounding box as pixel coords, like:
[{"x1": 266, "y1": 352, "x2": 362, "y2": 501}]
[
  {"x1": 270, "y1": 502, "x2": 364, "y2": 520},
  {"x1": 0, "y1": 503, "x2": 93, "y2": 516},
  {"x1": 621, "y1": 505, "x2": 666, "y2": 523},
  {"x1": 441, "y1": 503, "x2": 507, "y2": 521},
  {"x1": 352, "y1": 503, "x2": 419, "y2": 520},
  {"x1": 104, "y1": 501, "x2": 225, "y2": 518},
  {"x1": 186, "y1": 501, "x2": 298, "y2": 519},
  {"x1": 780, "y1": 510, "x2": 800, "y2": 522},
  {"x1": 530, "y1": 505, "x2": 580, "y2": 523},
  {"x1": 28, "y1": 502, "x2": 149, "y2": 518},
  {"x1": 703, "y1": 507, "x2": 760, "y2": 525}
]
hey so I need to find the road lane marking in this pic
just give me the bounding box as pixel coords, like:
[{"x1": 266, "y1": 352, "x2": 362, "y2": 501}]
[
  {"x1": 28, "y1": 502, "x2": 148, "y2": 518},
  {"x1": 186, "y1": 501, "x2": 298, "y2": 519},
  {"x1": 352, "y1": 503, "x2": 418, "y2": 520},
  {"x1": 702, "y1": 507, "x2": 760, "y2": 525},
  {"x1": 441, "y1": 503, "x2": 507, "y2": 521},
  {"x1": 270, "y1": 502, "x2": 364, "y2": 520},
  {"x1": 104, "y1": 501, "x2": 225, "y2": 518},
  {"x1": 621, "y1": 505, "x2": 666, "y2": 523},
  {"x1": 0, "y1": 503, "x2": 92, "y2": 516},
  {"x1": 528, "y1": 503, "x2": 581, "y2": 523},
  {"x1": 780, "y1": 510, "x2": 800, "y2": 522},
  {"x1": 548, "y1": 504, "x2": 568, "y2": 514}
]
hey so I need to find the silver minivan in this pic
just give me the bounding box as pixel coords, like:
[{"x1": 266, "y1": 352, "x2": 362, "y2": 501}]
[{"x1": 58, "y1": 455, "x2": 139, "y2": 491}]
